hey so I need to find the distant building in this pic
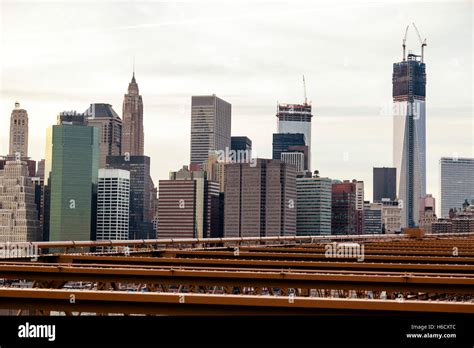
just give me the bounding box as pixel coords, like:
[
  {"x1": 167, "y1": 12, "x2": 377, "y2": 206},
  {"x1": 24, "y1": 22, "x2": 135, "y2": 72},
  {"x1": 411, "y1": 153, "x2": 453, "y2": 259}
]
[
  {"x1": 432, "y1": 219, "x2": 453, "y2": 234},
  {"x1": 96, "y1": 169, "x2": 130, "y2": 241},
  {"x1": 85, "y1": 103, "x2": 122, "y2": 168},
  {"x1": 363, "y1": 201, "x2": 383, "y2": 234},
  {"x1": 432, "y1": 201, "x2": 474, "y2": 234},
  {"x1": 231, "y1": 136, "x2": 252, "y2": 162},
  {"x1": 393, "y1": 52, "x2": 427, "y2": 228},
  {"x1": 9, "y1": 102, "x2": 29, "y2": 157},
  {"x1": 224, "y1": 159, "x2": 296, "y2": 237},
  {"x1": 373, "y1": 167, "x2": 396, "y2": 202},
  {"x1": 381, "y1": 198, "x2": 402, "y2": 234},
  {"x1": 440, "y1": 157, "x2": 474, "y2": 217},
  {"x1": 190, "y1": 95, "x2": 231, "y2": 165},
  {"x1": 45, "y1": 112, "x2": 99, "y2": 241},
  {"x1": 157, "y1": 166, "x2": 221, "y2": 239},
  {"x1": 272, "y1": 133, "x2": 308, "y2": 171},
  {"x1": 276, "y1": 103, "x2": 313, "y2": 171},
  {"x1": 204, "y1": 151, "x2": 226, "y2": 193},
  {"x1": 331, "y1": 180, "x2": 364, "y2": 235},
  {"x1": 106, "y1": 155, "x2": 154, "y2": 239},
  {"x1": 122, "y1": 73, "x2": 144, "y2": 156},
  {"x1": 296, "y1": 173, "x2": 332, "y2": 236},
  {"x1": 0, "y1": 159, "x2": 41, "y2": 242},
  {"x1": 281, "y1": 152, "x2": 305, "y2": 173}
]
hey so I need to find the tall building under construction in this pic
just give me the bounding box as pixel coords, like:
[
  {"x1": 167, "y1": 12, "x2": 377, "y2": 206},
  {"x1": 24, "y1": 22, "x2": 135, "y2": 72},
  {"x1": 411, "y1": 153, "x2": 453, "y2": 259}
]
[
  {"x1": 276, "y1": 102, "x2": 313, "y2": 171},
  {"x1": 393, "y1": 24, "x2": 427, "y2": 228}
]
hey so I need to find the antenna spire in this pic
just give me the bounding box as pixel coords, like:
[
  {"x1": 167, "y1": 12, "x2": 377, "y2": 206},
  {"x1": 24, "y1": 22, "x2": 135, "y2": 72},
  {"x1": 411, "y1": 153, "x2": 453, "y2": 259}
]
[
  {"x1": 302, "y1": 75, "x2": 308, "y2": 105},
  {"x1": 132, "y1": 56, "x2": 136, "y2": 82}
]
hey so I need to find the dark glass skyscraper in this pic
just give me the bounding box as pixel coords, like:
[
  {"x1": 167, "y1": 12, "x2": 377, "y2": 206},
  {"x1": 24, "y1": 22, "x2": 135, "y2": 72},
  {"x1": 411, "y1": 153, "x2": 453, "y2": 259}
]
[
  {"x1": 106, "y1": 155, "x2": 154, "y2": 239},
  {"x1": 373, "y1": 167, "x2": 397, "y2": 202}
]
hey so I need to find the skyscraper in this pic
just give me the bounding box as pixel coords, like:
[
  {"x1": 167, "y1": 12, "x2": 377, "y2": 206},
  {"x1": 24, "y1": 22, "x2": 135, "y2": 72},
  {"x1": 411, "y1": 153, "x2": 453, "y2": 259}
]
[
  {"x1": 122, "y1": 73, "x2": 144, "y2": 156},
  {"x1": 106, "y1": 155, "x2": 154, "y2": 239},
  {"x1": 373, "y1": 167, "x2": 397, "y2": 202},
  {"x1": 296, "y1": 173, "x2": 332, "y2": 236},
  {"x1": 231, "y1": 136, "x2": 252, "y2": 162},
  {"x1": 440, "y1": 157, "x2": 474, "y2": 217},
  {"x1": 190, "y1": 95, "x2": 231, "y2": 165},
  {"x1": 276, "y1": 103, "x2": 313, "y2": 171},
  {"x1": 363, "y1": 201, "x2": 383, "y2": 234},
  {"x1": 96, "y1": 169, "x2": 130, "y2": 241},
  {"x1": 0, "y1": 159, "x2": 41, "y2": 242},
  {"x1": 393, "y1": 45, "x2": 427, "y2": 228},
  {"x1": 157, "y1": 166, "x2": 221, "y2": 239},
  {"x1": 331, "y1": 180, "x2": 363, "y2": 235},
  {"x1": 9, "y1": 102, "x2": 29, "y2": 157},
  {"x1": 85, "y1": 103, "x2": 122, "y2": 168},
  {"x1": 224, "y1": 159, "x2": 296, "y2": 237},
  {"x1": 45, "y1": 112, "x2": 99, "y2": 241}
]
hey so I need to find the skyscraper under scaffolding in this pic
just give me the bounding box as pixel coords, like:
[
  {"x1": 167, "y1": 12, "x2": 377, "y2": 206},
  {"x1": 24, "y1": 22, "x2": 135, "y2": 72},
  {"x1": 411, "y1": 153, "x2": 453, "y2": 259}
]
[{"x1": 393, "y1": 24, "x2": 427, "y2": 228}]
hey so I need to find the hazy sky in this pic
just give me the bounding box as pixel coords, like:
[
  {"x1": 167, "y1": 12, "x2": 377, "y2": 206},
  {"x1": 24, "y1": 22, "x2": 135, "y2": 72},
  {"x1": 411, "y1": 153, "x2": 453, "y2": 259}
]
[{"x1": 0, "y1": 0, "x2": 472, "y2": 213}]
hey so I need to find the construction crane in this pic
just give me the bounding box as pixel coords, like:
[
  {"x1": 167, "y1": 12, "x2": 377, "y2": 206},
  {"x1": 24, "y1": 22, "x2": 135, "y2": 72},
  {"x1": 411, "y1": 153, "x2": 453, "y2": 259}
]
[
  {"x1": 302, "y1": 75, "x2": 308, "y2": 105},
  {"x1": 402, "y1": 25, "x2": 409, "y2": 61},
  {"x1": 412, "y1": 22, "x2": 427, "y2": 62}
]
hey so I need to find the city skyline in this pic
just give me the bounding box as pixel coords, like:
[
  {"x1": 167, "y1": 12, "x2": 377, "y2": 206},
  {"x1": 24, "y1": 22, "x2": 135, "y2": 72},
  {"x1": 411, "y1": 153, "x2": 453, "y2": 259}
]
[{"x1": 0, "y1": 1, "x2": 472, "y2": 215}]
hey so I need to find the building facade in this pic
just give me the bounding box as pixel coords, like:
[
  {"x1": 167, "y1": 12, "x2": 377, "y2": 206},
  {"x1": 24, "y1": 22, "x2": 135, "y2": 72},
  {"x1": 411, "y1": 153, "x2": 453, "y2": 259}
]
[
  {"x1": 9, "y1": 102, "x2": 29, "y2": 157},
  {"x1": 85, "y1": 103, "x2": 122, "y2": 168},
  {"x1": 381, "y1": 198, "x2": 402, "y2": 234},
  {"x1": 296, "y1": 174, "x2": 332, "y2": 236},
  {"x1": 45, "y1": 112, "x2": 99, "y2": 241},
  {"x1": 190, "y1": 95, "x2": 231, "y2": 165},
  {"x1": 96, "y1": 169, "x2": 130, "y2": 241},
  {"x1": 440, "y1": 157, "x2": 474, "y2": 218},
  {"x1": 157, "y1": 166, "x2": 221, "y2": 239},
  {"x1": 331, "y1": 180, "x2": 364, "y2": 235},
  {"x1": 373, "y1": 167, "x2": 397, "y2": 202},
  {"x1": 393, "y1": 53, "x2": 427, "y2": 228},
  {"x1": 106, "y1": 155, "x2": 154, "y2": 239},
  {"x1": 363, "y1": 201, "x2": 383, "y2": 234},
  {"x1": 224, "y1": 159, "x2": 296, "y2": 237},
  {"x1": 0, "y1": 159, "x2": 41, "y2": 242},
  {"x1": 122, "y1": 73, "x2": 144, "y2": 156},
  {"x1": 276, "y1": 103, "x2": 313, "y2": 171}
]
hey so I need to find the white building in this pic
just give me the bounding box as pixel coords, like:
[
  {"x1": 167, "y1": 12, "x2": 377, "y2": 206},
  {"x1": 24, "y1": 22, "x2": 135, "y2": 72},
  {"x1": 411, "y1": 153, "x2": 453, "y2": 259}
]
[
  {"x1": 440, "y1": 157, "x2": 474, "y2": 217},
  {"x1": 0, "y1": 159, "x2": 41, "y2": 242},
  {"x1": 281, "y1": 152, "x2": 305, "y2": 173},
  {"x1": 96, "y1": 169, "x2": 130, "y2": 241},
  {"x1": 296, "y1": 174, "x2": 332, "y2": 236},
  {"x1": 381, "y1": 198, "x2": 402, "y2": 234}
]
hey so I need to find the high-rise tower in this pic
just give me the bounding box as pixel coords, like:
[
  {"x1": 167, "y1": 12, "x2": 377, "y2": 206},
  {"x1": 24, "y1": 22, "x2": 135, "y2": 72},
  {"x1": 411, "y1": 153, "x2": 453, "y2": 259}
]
[
  {"x1": 276, "y1": 102, "x2": 313, "y2": 171},
  {"x1": 9, "y1": 102, "x2": 29, "y2": 157},
  {"x1": 393, "y1": 25, "x2": 427, "y2": 228},
  {"x1": 190, "y1": 95, "x2": 231, "y2": 165},
  {"x1": 122, "y1": 73, "x2": 144, "y2": 156},
  {"x1": 85, "y1": 103, "x2": 122, "y2": 168}
]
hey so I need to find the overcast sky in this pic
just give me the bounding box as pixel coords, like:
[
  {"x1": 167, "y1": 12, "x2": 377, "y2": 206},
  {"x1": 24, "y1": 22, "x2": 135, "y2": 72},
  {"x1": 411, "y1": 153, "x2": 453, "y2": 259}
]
[{"x1": 0, "y1": 0, "x2": 472, "y2": 212}]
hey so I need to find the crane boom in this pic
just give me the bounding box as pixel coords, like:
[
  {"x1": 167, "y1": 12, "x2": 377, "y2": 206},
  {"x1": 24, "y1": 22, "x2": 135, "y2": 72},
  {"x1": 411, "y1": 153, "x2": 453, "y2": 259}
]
[
  {"x1": 402, "y1": 25, "x2": 409, "y2": 61},
  {"x1": 412, "y1": 22, "x2": 427, "y2": 62}
]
